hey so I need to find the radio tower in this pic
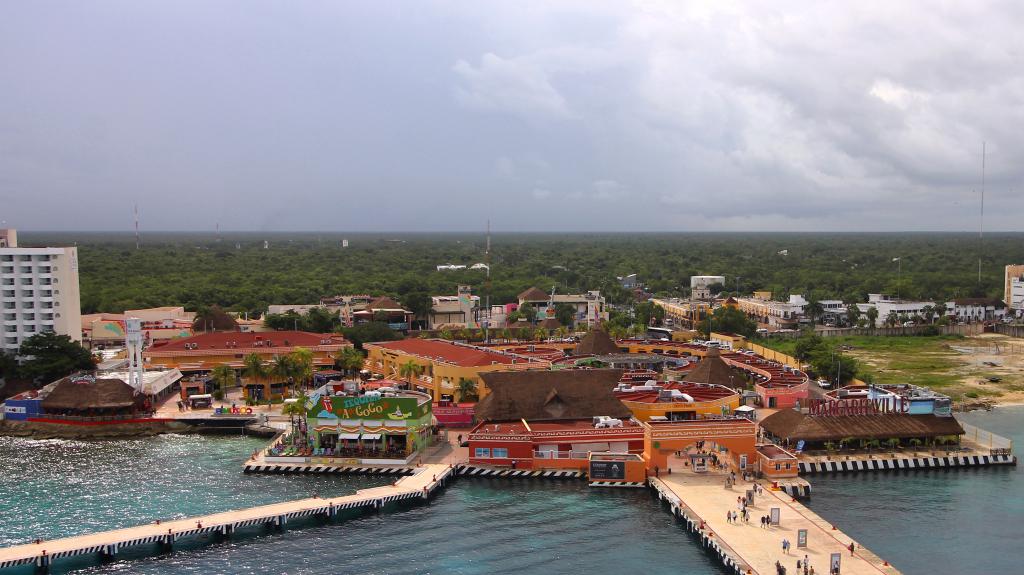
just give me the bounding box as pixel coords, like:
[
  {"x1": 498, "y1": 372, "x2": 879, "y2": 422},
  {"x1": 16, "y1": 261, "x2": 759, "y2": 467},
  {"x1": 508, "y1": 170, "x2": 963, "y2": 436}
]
[
  {"x1": 134, "y1": 203, "x2": 141, "y2": 250},
  {"x1": 978, "y1": 142, "x2": 985, "y2": 285},
  {"x1": 484, "y1": 220, "x2": 492, "y2": 341}
]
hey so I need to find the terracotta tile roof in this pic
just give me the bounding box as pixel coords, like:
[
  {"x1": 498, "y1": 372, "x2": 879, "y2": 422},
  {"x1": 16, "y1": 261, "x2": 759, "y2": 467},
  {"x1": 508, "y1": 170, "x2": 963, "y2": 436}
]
[
  {"x1": 616, "y1": 381, "x2": 738, "y2": 404},
  {"x1": 370, "y1": 339, "x2": 523, "y2": 367},
  {"x1": 149, "y1": 331, "x2": 347, "y2": 352}
]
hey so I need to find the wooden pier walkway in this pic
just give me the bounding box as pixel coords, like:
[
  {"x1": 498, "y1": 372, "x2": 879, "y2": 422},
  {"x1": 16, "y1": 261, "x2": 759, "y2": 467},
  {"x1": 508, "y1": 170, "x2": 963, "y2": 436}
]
[
  {"x1": 0, "y1": 463, "x2": 455, "y2": 573},
  {"x1": 651, "y1": 473, "x2": 901, "y2": 575}
]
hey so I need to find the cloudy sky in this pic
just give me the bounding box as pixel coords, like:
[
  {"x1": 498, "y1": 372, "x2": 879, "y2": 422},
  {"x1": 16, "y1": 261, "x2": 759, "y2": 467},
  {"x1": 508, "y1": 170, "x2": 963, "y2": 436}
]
[{"x1": 1, "y1": 1, "x2": 1022, "y2": 232}]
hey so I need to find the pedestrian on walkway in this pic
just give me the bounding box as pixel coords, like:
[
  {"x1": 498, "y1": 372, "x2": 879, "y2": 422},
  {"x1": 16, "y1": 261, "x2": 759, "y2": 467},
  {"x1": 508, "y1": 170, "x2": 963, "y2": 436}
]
[
  {"x1": 797, "y1": 560, "x2": 802, "y2": 572},
  {"x1": 849, "y1": 541, "x2": 855, "y2": 556}
]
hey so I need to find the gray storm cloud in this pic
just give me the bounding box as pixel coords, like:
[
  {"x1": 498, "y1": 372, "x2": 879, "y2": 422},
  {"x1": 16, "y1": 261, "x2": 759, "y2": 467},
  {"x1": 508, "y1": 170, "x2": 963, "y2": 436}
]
[{"x1": 0, "y1": 1, "x2": 1021, "y2": 232}]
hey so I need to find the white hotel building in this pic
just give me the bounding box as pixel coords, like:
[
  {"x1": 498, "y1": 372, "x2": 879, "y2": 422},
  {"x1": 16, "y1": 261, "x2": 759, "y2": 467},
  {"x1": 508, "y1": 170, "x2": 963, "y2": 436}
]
[{"x1": 0, "y1": 229, "x2": 82, "y2": 353}]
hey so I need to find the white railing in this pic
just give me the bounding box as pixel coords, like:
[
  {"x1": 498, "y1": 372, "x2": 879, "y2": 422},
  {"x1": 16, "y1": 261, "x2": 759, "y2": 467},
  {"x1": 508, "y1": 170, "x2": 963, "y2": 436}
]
[
  {"x1": 533, "y1": 450, "x2": 590, "y2": 460},
  {"x1": 958, "y1": 420, "x2": 1013, "y2": 453}
]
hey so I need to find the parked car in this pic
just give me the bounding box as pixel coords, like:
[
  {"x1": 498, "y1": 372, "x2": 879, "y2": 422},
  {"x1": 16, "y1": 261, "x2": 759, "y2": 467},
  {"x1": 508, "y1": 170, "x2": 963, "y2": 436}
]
[{"x1": 817, "y1": 379, "x2": 832, "y2": 389}]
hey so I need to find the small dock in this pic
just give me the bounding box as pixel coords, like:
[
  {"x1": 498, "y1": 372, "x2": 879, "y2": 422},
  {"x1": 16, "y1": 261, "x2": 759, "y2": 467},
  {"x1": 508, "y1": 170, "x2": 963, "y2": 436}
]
[
  {"x1": 651, "y1": 473, "x2": 901, "y2": 575},
  {"x1": 0, "y1": 463, "x2": 455, "y2": 573}
]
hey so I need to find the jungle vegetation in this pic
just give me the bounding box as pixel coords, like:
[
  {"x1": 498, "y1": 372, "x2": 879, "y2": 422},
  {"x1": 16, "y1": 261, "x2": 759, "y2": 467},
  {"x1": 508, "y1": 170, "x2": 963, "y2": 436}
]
[{"x1": 20, "y1": 231, "x2": 1023, "y2": 318}]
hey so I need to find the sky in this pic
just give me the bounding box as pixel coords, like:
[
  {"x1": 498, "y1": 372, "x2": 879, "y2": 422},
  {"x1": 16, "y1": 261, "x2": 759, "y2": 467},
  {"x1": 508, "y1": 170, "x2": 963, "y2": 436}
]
[{"x1": 1, "y1": 1, "x2": 1022, "y2": 233}]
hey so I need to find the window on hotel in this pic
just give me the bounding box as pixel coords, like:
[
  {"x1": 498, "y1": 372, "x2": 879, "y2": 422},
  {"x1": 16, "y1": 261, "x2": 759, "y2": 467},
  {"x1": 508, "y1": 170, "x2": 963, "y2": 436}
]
[
  {"x1": 775, "y1": 463, "x2": 781, "y2": 470},
  {"x1": 492, "y1": 448, "x2": 509, "y2": 458},
  {"x1": 474, "y1": 448, "x2": 491, "y2": 458}
]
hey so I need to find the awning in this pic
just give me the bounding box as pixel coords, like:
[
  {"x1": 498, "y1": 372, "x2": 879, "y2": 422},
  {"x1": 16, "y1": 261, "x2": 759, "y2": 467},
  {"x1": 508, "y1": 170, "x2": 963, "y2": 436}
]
[
  {"x1": 735, "y1": 405, "x2": 756, "y2": 412},
  {"x1": 361, "y1": 433, "x2": 382, "y2": 440},
  {"x1": 338, "y1": 433, "x2": 360, "y2": 440}
]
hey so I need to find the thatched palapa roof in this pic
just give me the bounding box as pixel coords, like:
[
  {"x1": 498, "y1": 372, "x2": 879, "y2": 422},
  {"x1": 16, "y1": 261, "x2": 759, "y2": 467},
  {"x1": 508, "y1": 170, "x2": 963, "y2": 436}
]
[
  {"x1": 41, "y1": 375, "x2": 140, "y2": 411},
  {"x1": 760, "y1": 409, "x2": 964, "y2": 443},
  {"x1": 574, "y1": 327, "x2": 621, "y2": 356},
  {"x1": 683, "y1": 348, "x2": 742, "y2": 389},
  {"x1": 476, "y1": 369, "x2": 631, "y2": 422}
]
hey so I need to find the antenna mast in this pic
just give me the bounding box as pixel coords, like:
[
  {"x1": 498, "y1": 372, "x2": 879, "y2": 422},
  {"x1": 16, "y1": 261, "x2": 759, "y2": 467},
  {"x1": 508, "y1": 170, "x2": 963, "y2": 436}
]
[
  {"x1": 979, "y1": 141, "x2": 985, "y2": 284},
  {"x1": 484, "y1": 220, "x2": 492, "y2": 341},
  {"x1": 134, "y1": 203, "x2": 140, "y2": 250}
]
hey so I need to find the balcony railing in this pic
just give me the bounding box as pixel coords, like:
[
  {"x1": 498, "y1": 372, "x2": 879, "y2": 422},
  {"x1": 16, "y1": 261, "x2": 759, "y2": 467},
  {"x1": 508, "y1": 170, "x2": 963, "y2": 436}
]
[{"x1": 533, "y1": 450, "x2": 590, "y2": 460}]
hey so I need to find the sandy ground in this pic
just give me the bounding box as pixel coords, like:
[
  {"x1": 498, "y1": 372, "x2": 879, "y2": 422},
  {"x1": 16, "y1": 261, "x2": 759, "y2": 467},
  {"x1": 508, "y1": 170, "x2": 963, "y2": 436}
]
[{"x1": 849, "y1": 333, "x2": 1024, "y2": 406}]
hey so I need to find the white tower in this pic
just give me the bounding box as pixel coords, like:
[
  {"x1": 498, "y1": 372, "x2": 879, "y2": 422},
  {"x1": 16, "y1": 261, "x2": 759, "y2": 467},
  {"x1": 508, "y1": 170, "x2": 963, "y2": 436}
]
[{"x1": 126, "y1": 317, "x2": 145, "y2": 393}]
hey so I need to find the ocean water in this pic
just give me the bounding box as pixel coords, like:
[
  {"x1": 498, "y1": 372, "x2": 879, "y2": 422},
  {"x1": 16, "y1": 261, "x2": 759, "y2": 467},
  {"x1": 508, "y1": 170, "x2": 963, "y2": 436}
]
[{"x1": 1, "y1": 408, "x2": 1022, "y2": 574}]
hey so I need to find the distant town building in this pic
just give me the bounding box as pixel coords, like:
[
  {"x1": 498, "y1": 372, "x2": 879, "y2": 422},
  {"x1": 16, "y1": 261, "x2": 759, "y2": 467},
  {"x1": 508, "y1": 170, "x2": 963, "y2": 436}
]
[
  {"x1": 0, "y1": 229, "x2": 82, "y2": 353},
  {"x1": 690, "y1": 275, "x2": 725, "y2": 300},
  {"x1": 81, "y1": 306, "x2": 195, "y2": 348},
  {"x1": 948, "y1": 298, "x2": 1007, "y2": 323},
  {"x1": 734, "y1": 293, "x2": 806, "y2": 329},
  {"x1": 516, "y1": 287, "x2": 608, "y2": 328},
  {"x1": 857, "y1": 294, "x2": 936, "y2": 327},
  {"x1": 429, "y1": 285, "x2": 480, "y2": 329},
  {"x1": 650, "y1": 297, "x2": 711, "y2": 330},
  {"x1": 1006, "y1": 265, "x2": 1024, "y2": 313},
  {"x1": 618, "y1": 273, "x2": 639, "y2": 289},
  {"x1": 318, "y1": 295, "x2": 374, "y2": 327}
]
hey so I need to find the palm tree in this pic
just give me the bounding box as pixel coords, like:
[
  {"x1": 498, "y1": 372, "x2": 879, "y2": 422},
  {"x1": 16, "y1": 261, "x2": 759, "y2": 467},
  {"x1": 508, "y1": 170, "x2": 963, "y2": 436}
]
[
  {"x1": 334, "y1": 347, "x2": 364, "y2": 375},
  {"x1": 456, "y1": 378, "x2": 478, "y2": 402},
  {"x1": 242, "y1": 352, "x2": 266, "y2": 385},
  {"x1": 908, "y1": 438, "x2": 923, "y2": 453},
  {"x1": 866, "y1": 307, "x2": 879, "y2": 328},
  {"x1": 533, "y1": 327, "x2": 547, "y2": 341},
  {"x1": 439, "y1": 329, "x2": 454, "y2": 341},
  {"x1": 270, "y1": 354, "x2": 294, "y2": 396},
  {"x1": 922, "y1": 305, "x2": 935, "y2": 324},
  {"x1": 282, "y1": 392, "x2": 308, "y2": 438},
  {"x1": 458, "y1": 327, "x2": 473, "y2": 341},
  {"x1": 803, "y1": 299, "x2": 825, "y2": 325},
  {"x1": 289, "y1": 347, "x2": 314, "y2": 393},
  {"x1": 885, "y1": 438, "x2": 900, "y2": 451},
  {"x1": 608, "y1": 325, "x2": 628, "y2": 340},
  {"x1": 500, "y1": 327, "x2": 513, "y2": 343},
  {"x1": 845, "y1": 304, "x2": 861, "y2": 327},
  {"x1": 210, "y1": 364, "x2": 236, "y2": 401},
  {"x1": 399, "y1": 359, "x2": 423, "y2": 387},
  {"x1": 555, "y1": 326, "x2": 570, "y2": 340},
  {"x1": 885, "y1": 310, "x2": 899, "y2": 328},
  {"x1": 934, "y1": 302, "x2": 948, "y2": 319}
]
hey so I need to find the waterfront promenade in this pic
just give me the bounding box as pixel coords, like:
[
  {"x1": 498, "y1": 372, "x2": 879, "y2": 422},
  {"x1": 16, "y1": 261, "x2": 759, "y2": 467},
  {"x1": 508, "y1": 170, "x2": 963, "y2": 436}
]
[
  {"x1": 0, "y1": 463, "x2": 454, "y2": 572},
  {"x1": 654, "y1": 473, "x2": 901, "y2": 575}
]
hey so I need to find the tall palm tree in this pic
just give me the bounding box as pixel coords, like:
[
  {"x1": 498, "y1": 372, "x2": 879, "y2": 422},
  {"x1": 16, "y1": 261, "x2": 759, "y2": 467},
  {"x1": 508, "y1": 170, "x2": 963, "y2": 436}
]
[
  {"x1": 334, "y1": 347, "x2": 364, "y2": 375},
  {"x1": 803, "y1": 299, "x2": 825, "y2": 325},
  {"x1": 866, "y1": 306, "x2": 879, "y2": 328},
  {"x1": 500, "y1": 327, "x2": 513, "y2": 342},
  {"x1": 533, "y1": 327, "x2": 547, "y2": 341},
  {"x1": 242, "y1": 352, "x2": 266, "y2": 385},
  {"x1": 270, "y1": 354, "x2": 294, "y2": 386},
  {"x1": 845, "y1": 304, "x2": 861, "y2": 327},
  {"x1": 282, "y1": 392, "x2": 308, "y2": 438},
  {"x1": 289, "y1": 347, "x2": 314, "y2": 392},
  {"x1": 399, "y1": 359, "x2": 423, "y2": 386},
  {"x1": 210, "y1": 364, "x2": 236, "y2": 401}
]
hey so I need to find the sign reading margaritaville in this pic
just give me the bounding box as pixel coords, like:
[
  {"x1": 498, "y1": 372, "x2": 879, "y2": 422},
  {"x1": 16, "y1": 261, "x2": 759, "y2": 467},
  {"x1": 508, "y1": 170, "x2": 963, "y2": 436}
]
[{"x1": 309, "y1": 395, "x2": 429, "y2": 421}]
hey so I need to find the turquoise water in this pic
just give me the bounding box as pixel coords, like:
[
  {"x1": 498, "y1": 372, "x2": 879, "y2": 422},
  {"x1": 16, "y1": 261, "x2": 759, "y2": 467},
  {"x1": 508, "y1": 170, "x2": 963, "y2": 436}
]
[
  {"x1": 806, "y1": 405, "x2": 1024, "y2": 575},
  {"x1": 0, "y1": 435, "x2": 389, "y2": 548},
  {"x1": 1, "y1": 408, "x2": 1022, "y2": 574}
]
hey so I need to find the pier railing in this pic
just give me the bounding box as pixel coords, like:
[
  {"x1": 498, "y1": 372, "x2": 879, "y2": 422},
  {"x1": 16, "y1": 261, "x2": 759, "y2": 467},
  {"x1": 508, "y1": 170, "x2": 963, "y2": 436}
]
[{"x1": 958, "y1": 420, "x2": 1013, "y2": 455}]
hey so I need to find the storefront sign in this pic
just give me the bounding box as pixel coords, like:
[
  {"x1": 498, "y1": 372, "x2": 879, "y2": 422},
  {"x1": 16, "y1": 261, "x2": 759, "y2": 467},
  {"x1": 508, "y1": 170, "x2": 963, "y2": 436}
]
[
  {"x1": 770, "y1": 507, "x2": 780, "y2": 526},
  {"x1": 311, "y1": 395, "x2": 429, "y2": 421},
  {"x1": 807, "y1": 398, "x2": 908, "y2": 416},
  {"x1": 590, "y1": 460, "x2": 626, "y2": 480},
  {"x1": 830, "y1": 553, "x2": 841, "y2": 573},
  {"x1": 797, "y1": 529, "x2": 807, "y2": 548}
]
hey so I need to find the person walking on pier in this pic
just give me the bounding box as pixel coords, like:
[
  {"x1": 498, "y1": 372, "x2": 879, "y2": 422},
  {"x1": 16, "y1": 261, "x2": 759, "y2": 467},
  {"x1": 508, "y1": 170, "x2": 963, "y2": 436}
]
[{"x1": 849, "y1": 541, "x2": 855, "y2": 556}]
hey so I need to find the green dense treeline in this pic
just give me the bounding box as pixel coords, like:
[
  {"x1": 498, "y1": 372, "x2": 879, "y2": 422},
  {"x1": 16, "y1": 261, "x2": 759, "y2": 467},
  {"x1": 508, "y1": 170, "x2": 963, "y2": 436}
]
[{"x1": 20, "y1": 232, "x2": 1024, "y2": 316}]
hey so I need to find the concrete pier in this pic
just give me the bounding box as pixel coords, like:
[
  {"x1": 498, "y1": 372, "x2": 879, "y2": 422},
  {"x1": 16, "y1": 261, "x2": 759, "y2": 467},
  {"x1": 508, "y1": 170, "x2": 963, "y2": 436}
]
[
  {"x1": 0, "y1": 463, "x2": 455, "y2": 572},
  {"x1": 651, "y1": 474, "x2": 901, "y2": 575}
]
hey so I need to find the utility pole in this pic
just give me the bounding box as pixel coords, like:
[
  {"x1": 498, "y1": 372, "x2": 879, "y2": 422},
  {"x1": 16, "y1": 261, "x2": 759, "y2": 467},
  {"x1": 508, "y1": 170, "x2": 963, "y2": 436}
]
[
  {"x1": 484, "y1": 220, "x2": 492, "y2": 342},
  {"x1": 978, "y1": 141, "x2": 986, "y2": 285}
]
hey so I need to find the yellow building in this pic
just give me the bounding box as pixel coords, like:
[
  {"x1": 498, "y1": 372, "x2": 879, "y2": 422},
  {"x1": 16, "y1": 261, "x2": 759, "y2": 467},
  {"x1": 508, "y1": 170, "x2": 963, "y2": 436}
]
[
  {"x1": 615, "y1": 381, "x2": 740, "y2": 421},
  {"x1": 364, "y1": 339, "x2": 550, "y2": 402}
]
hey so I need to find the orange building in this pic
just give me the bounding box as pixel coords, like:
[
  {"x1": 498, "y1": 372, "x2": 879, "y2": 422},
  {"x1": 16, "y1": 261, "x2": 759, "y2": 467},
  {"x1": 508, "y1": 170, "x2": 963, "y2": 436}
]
[
  {"x1": 615, "y1": 381, "x2": 740, "y2": 422},
  {"x1": 144, "y1": 331, "x2": 351, "y2": 401}
]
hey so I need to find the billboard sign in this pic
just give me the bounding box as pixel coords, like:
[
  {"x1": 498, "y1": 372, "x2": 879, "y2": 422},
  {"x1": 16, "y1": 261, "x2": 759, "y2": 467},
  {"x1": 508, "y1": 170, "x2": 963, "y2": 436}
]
[
  {"x1": 590, "y1": 460, "x2": 626, "y2": 480},
  {"x1": 770, "y1": 507, "x2": 781, "y2": 526},
  {"x1": 310, "y1": 394, "x2": 428, "y2": 421},
  {"x1": 797, "y1": 529, "x2": 807, "y2": 548}
]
